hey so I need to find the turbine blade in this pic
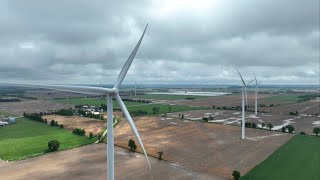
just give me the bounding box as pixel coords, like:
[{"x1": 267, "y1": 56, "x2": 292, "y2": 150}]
[
  {"x1": 1, "y1": 83, "x2": 113, "y2": 95},
  {"x1": 115, "y1": 94, "x2": 151, "y2": 170},
  {"x1": 114, "y1": 24, "x2": 148, "y2": 89},
  {"x1": 234, "y1": 66, "x2": 246, "y2": 86}
]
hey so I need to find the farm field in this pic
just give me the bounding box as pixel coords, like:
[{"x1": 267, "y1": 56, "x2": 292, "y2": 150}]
[
  {"x1": 126, "y1": 104, "x2": 207, "y2": 114},
  {"x1": 114, "y1": 116, "x2": 292, "y2": 178},
  {"x1": 132, "y1": 94, "x2": 210, "y2": 100},
  {"x1": 0, "y1": 100, "x2": 72, "y2": 116},
  {"x1": 51, "y1": 97, "x2": 146, "y2": 107},
  {"x1": 0, "y1": 145, "x2": 220, "y2": 180},
  {"x1": 0, "y1": 117, "x2": 96, "y2": 161},
  {"x1": 242, "y1": 135, "x2": 320, "y2": 180},
  {"x1": 260, "y1": 95, "x2": 300, "y2": 103},
  {"x1": 42, "y1": 114, "x2": 125, "y2": 136},
  {"x1": 167, "y1": 109, "x2": 320, "y2": 134}
]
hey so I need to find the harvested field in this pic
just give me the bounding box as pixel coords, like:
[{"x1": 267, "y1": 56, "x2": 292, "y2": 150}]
[
  {"x1": 114, "y1": 116, "x2": 292, "y2": 179},
  {"x1": 0, "y1": 100, "x2": 73, "y2": 116},
  {"x1": 257, "y1": 101, "x2": 320, "y2": 115},
  {"x1": 0, "y1": 145, "x2": 219, "y2": 180},
  {"x1": 168, "y1": 109, "x2": 320, "y2": 134},
  {"x1": 171, "y1": 94, "x2": 274, "y2": 108},
  {"x1": 43, "y1": 115, "x2": 109, "y2": 136}
]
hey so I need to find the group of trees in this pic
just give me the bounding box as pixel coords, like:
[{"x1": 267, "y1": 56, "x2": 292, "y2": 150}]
[
  {"x1": 77, "y1": 109, "x2": 103, "y2": 120},
  {"x1": 281, "y1": 125, "x2": 295, "y2": 133},
  {"x1": 72, "y1": 128, "x2": 86, "y2": 136},
  {"x1": 130, "y1": 110, "x2": 148, "y2": 116},
  {"x1": 50, "y1": 120, "x2": 64, "y2": 128},
  {"x1": 152, "y1": 107, "x2": 161, "y2": 114},
  {"x1": 23, "y1": 112, "x2": 47, "y2": 123},
  {"x1": 54, "y1": 108, "x2": 74, "y2": 116},
  {"x1": 48, "y1": 140, "x2": 60, "y2": 152}
]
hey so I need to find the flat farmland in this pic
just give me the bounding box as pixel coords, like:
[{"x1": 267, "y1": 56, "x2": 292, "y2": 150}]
[
  {"x1": 0, "y1": 100, "x2": 72, "y2": 116},
  {"x1": 114, "y1": 116, "x2": 292, "y2": 179},
  {"x1": 257, "y1": 101, "x2": 320, "y2": 115},
  {"x1": 0, "y1": 145, "x2": 220, "y2": 180},
  {"x1": 168, "y1": 109, "x2": 320, "y2": 134},
  {"x1": 242, "y1": 135, "x2": 320, "y2": 180},
  {"x1": 51, "y1": 97, "x2": 146, "y2": 107},
  {"x1": 131, "y1": 94, "x2": 210, "y2": 100},
  {"x1": 172, "y1": 94, "x2": 275, "y2": 108},
  {"x1": 43, "y1": 115, "x2": 107, "y2": 136},
  {"x1": 0, "y1": 118, "x2": 95, "y2": 161}
]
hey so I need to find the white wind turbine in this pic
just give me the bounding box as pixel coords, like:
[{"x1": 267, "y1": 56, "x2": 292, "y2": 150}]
[
  {"x1": 5, "y1": 24, "x2": 150, "y2": 180},
  {"x1": 234, "y1": 66, "x2": 251, "y2": 139},
  {"x1": 253, "y1": 73, "x2": 262, "y2": 116}
]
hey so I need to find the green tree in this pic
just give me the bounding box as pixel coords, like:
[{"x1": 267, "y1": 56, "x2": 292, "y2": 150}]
[
  {"x1": 285, "y1": 125, "x2": 295, "y2": 133},
  {"x1": 128, "y1": 139, "x2": 136, "y2": 151},
  {"x1": 89, "y1": 132, "x2": 94, "y2": 139},
  {"x1": 313, "y1": 127, "x2": 320, "y2": 136},
  {"x1": 300, "y1": 131, "x2": 306, "y2": 135},
  {"x1": 158, "y1": 151, "x2": 163, "y2": 160},
  {"x1": 168, "y1": 106, "x2": 172, "y2": 112},
  {"x1": 281, "y1": 126, "x2": 286, "y2": 133},
  {"x1": 50, "y1": 120, "x2": 55, "y2": 126},
  {"x1": 59, "y1": 124, "x2": 64, "y2": 129},
  {"x1": 48, "y1": 140, "x2": 60, "y2": 152},
  {"x1": 267, "y1": 123, "x2": 273, "y2": 131},
  {"x1": 232, "y1": 170, "x2": 241, "y2": 180},
  {"x1": 261, "y1": 122, "x2": 265, "y2": 129}
]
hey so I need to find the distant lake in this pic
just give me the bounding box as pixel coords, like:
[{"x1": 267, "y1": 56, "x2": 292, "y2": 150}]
[{"x1": 147, "y1": 91, "x2": 230, "y2": 97}]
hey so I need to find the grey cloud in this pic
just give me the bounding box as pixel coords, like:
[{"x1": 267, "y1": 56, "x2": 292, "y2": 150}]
[{"x1": 0, "y1": 0, "x2": 318, "y2": 85}]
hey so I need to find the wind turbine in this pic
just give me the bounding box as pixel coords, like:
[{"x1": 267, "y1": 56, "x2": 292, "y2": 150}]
[
  {"x1": 234, "y1": 66, "x2": 250, "y2": 139},
  {"x1": 253, "y1": 74, "x2": 262, "y2": 116},
  {"x1": 5, "y1": 24, "x2": 150, "y2": 180}
]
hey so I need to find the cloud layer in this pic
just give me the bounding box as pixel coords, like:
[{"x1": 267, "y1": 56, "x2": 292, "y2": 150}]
[{"x1": 0, "y1": 0, "x2": 319, "y2": 85}]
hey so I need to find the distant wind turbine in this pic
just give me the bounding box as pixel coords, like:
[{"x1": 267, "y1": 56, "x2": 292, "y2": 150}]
[
  {"x1": 5, "y1": 24, "x2": 150, "y2": 180},
  {"x1": 253, "y1": 74, "x2": 262, "y2": 116}
]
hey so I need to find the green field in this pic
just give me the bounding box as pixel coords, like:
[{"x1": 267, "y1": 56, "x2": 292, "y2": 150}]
[
  {"x1": 51, "y1": 98, "x2": 145, "y2": 107},
  {"x1": 127, "y1": 104, "x2": 207, "y2": 114},
  {"x1": 242, "y1": 135, "x2": 320, "y2": 180},
  {"x1": 134, "y1": 94, "x2": 209, "y2": 100},
  {"x1": 0, "y1": 118, "x2": 96, "y2": 161},
  {"x1": 262, "y1": 95, "x2": 300, "y2": 103}
]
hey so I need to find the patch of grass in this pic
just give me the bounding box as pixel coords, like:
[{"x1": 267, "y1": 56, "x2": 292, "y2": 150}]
[
  {"x1": 0, "y1": 118, "x2": 96, "y2": 161},
  {"x1": 262, "y1": 95, "x2": 300, "y2": 103},
  {"x1": 241, "y1": 135, "x2": 320, "y2": 180},
  {"x1": 134, "y1": 94, "x2": 209, "y2": 100},
  {"x1": 0, "y1": 111, "x2": 11, "y2": 118},
  {"x1": 51, "y1": 98, "x2": 145, "y2": 107},
  {"x1": 126, "y1": 104, "x2": 207, "y2": 114}
]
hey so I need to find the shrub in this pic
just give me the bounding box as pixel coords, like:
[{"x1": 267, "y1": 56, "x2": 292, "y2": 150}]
[
  {"x1": 252, "y1": 122, "x2": 257, "y2": 128},
  {"x1": 300, "y1": 131, "x2": 306, "y2": 135},
  {"x1": 48, "y1": 140, "x2": 60, "y2": 152},
  {"x1": 59, "y1": 124, "x2": 64, "y2": 129},
  {"x1": 232, "y1": 170, "x2": 241, "y2": 180},
  {"x1": 158, "y1": 151, "x2": 163, "y2": 160},
  {"x1": 281, "y1": 127, "x2": 286, "y2": 133},
  {"x1": 72, "y1": 128, "x2": 86, "y2": 136},
  {"x1": 54, "y1": 121, "x2": 59, "y2": 127},
  {"x1": 50, "y1": 120, "x2": 55, "y2": 126},
  {"x1": 313, "y1": 127, "x2": 320, "y2": 136},
  {"x1": 285, "y1": 125, "x2": 295, "y2": 133},
  {"x1": 89, "y1": 132, "x2": 94, "y2": 139},
  {"x1": 128, "y1": 139, "x2": 137, "y2": 151}
]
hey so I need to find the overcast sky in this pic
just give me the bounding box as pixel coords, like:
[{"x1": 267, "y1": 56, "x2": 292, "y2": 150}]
[{"x1": 0, "y1": 0, "x2": 319, "y2": 85}]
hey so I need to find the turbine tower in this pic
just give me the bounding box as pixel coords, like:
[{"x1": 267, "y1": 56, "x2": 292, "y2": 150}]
[
  {"x1": 7, "y1": 24, "x2": 150, "y2": 180},
  {"x1": 234, "y1": 66, "x2": 250, "y2": 139},
  {"x1": 253, "y1": 74, "x2": 262, "y2": 116}
]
